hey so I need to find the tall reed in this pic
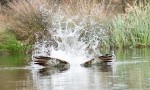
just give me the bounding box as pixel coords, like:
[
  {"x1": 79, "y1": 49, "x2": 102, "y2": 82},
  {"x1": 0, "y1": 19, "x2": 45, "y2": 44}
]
[
  {"x1": 111, "y1": 4, "x2": 150, "y2": 48},
  {"x1": 3, "y1": 0, "x2": 150, "y2": 51},
  {"x1": 2, "y1": 0, "x2": 55, "y2": 44}
]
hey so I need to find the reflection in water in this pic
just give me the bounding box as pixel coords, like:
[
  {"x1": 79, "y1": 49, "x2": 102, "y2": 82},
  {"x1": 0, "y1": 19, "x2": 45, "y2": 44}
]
[
  {"x1": 31, "y1": 63, "x2": 117, "y2": 90},
  {"x1": 0, "y1": 69, "x2": 34, "y2": 90},
  {"x1": 30, "y1": 58, "x2": 150, "y2": 90},
  {"x1": 83, "y1": 62, "x2": 115, "y2": 72},
  {"x1": 0, "y1": 48, "x2": 150, "y2": 90},
  {"x1": 98, "y1": 64, "x2": 113, "y2": 72},
  {"x1": 31, "y1": 65, "x2": 70, "y2": 90},
  {"x1": 38, "y1": 66, "x2": 70, "y2": 76}
]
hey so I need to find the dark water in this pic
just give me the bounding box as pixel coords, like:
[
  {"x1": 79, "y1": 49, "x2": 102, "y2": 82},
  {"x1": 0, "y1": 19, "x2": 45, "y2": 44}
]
[{"x1": 0, "y1": 48, "x2": 150, "y2": 90}]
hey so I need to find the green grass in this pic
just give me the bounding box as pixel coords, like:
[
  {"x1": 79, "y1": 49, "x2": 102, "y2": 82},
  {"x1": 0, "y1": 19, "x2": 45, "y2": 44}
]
[
  {"x1": 0, "y1": 31, "x2": 30, "y2": 55},
  {"x1": 110, "y1": 4, "x2": 150, "y2": 48}
]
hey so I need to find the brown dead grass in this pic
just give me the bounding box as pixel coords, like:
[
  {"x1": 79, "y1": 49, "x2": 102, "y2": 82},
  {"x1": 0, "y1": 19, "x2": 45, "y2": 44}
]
[{"x1": 1, "y1": 0, "x2": 115, "y2": 44}]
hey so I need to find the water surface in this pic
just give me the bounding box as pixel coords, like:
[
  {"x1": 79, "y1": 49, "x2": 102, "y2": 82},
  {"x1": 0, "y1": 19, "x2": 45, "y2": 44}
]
[{"x1": 0, "y1": 48, "x2": 150, "y2": 90}]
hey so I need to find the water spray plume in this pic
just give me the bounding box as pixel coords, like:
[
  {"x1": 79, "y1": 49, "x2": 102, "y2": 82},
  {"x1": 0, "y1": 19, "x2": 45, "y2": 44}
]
[
  {"x1": 4, "y1": 0, "x2": 110, "y2": 65},
  {"x1": 32, "y1": 14, "x2": 109, "y2": 65}
]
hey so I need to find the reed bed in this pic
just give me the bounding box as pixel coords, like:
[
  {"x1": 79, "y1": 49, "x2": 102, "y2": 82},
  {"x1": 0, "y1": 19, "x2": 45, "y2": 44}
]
[
  {"x1": 0, "y1": 0, "x2": 110, "y2": 53},
  {"x1": 111, "y1": 4, "x2": 150, "y2": 48},
  {"x1": 0, "y1": 0, "x2": 150, "y2": 54},
  {"x1": 1, "y1": 0, "x2": 111, "y2": 43},
  {"x1": 2, "y1": 0, "x2": 55, "y2": 44}
]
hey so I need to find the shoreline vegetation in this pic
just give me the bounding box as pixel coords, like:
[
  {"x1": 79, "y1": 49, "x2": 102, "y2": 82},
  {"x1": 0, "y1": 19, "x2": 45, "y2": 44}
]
[{"x1": 0, "y1": 0, "x2": 150, "y2": 55}]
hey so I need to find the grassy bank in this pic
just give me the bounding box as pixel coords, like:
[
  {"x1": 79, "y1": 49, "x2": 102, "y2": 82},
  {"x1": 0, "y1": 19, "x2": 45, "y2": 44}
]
[
  {"x1": 0, "y1": 0, "x2": 150, "y2": 54},
  {"x1": 0, "y1": 0, "x2": 110, "y2": 54},
  {"x1": 111, "y1": 4, "x2": 150, "y2": 48},
  {"x1": 0, "y1": 31, "x2": 30, "y2": 55}
]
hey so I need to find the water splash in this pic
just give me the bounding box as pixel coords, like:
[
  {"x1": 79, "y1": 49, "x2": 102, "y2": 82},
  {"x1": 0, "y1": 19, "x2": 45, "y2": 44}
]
[{"x1": 32, "y1": 11, "x2": 109, "y2": 65}]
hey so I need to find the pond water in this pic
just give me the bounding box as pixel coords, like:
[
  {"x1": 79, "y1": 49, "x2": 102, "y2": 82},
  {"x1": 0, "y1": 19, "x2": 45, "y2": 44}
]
[{"x1": 0, "y1": 48, "x2": 150, "y2": 90}]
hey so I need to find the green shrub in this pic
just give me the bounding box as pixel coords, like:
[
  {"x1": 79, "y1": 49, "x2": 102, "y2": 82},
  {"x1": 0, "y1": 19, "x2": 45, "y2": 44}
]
[{"x1": 0, "y1": 31, "x2": 28, "y2": 54}]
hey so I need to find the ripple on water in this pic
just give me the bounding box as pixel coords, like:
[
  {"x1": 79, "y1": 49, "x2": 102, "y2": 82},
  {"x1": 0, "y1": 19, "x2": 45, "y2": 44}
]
[
  {"x1": 112, "y1": 83, "x2": 128, "y2": 90},
  {"x1": 116, "y1": 60, "x2": 148, "y2": 65},
  {"x1": 0, "y1": 64, "x2": 43, "y2": 70}
]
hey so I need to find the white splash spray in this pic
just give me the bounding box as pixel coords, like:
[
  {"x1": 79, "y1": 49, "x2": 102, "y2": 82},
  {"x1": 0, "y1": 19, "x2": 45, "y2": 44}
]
[{"x1": 32, "y1": 7, "x2": 109, "y2": 65}]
